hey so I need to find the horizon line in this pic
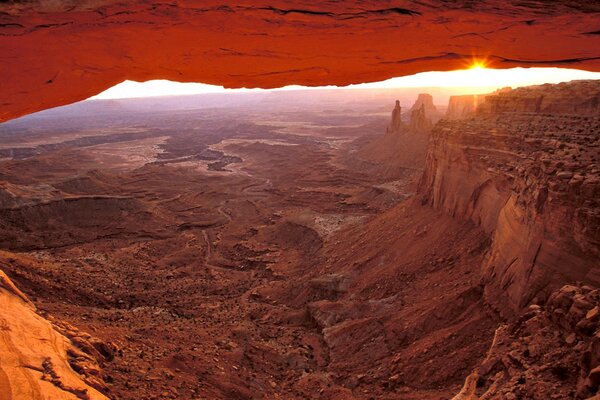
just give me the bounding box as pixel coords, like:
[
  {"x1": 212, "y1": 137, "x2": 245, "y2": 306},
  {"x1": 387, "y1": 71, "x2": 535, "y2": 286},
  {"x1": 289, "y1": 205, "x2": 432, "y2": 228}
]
[{"x1": 89, "y1": 67, "x2": 600, "y2": 100}]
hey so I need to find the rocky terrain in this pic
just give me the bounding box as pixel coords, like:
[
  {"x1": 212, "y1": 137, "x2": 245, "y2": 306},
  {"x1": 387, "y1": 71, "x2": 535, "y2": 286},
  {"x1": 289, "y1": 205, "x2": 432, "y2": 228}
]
[
  {"x1": 454, "y1": 284, "x2": 600, "y2": 400},
  {"x1": 0, "y1": 80, "x2": 598, "y2": 399},
  {"x1": 420, "y1": 80, "x2": 600, "y2": 316}
]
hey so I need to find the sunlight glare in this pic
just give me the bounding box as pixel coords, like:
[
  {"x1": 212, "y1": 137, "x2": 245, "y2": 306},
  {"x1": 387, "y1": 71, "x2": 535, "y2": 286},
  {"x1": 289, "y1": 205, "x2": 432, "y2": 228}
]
[
  {"x1": 470, "y1": 60, "x2": 487, "y2": 70},
  {"x1": 90, "y1": 67, "x2": 600, "y2": 100}
]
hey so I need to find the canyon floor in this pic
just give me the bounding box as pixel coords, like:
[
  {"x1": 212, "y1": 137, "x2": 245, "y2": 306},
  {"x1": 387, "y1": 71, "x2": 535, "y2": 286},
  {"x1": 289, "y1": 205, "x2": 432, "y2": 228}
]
[{"x1": 0, "y1": 96, "x2": 489, "y2": 399}]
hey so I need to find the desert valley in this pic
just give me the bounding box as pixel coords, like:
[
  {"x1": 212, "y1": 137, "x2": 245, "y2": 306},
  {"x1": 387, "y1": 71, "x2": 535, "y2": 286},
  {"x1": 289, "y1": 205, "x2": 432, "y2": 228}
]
[{"x1": 0, "y1": 79, "x2": 598, "y2": 400}]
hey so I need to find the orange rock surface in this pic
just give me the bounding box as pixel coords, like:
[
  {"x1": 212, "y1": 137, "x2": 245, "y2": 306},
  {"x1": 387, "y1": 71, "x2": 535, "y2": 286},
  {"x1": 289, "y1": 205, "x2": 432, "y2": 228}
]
[
  {"x1": 0, "y1": 269, "x2": 109, "y2": 400},
  {"x1": 1, "y1": 0, "x2": 600, "y2": 121}
]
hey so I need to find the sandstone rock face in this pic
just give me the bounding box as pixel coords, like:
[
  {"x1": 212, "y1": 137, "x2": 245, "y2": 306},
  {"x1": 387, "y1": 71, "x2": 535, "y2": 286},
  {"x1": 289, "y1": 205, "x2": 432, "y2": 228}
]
[
  {"x1": 386, "y1": 100, "x2": 403, "y2": 134},
  {"x1": 1, "y1": 1, "x2": 600, "y2": 122},
  {"x1": 453, "y1": 284, "x2": 600, "y2": 399},
  {"x1": 445, "y1": 88, "x2": 511, "y2": 120},
  {"x1": 0, "y1": 269, "x2": 111, "y2": 400},
  {"x1": 445, "y1": 94, "x2": 486, "y2": 120},
  {"x1": 409, "y1": 104, "x2": 433, "y2": 133},
  {"x1": 420, "y1": 80, "x2": 600, "y2": 317},
  {"x1": 478, "y1": 81, "x2": 600, "y2": 115},
  {"x1": 410, "y1": 93, "x2": 441, "y2": 123}
]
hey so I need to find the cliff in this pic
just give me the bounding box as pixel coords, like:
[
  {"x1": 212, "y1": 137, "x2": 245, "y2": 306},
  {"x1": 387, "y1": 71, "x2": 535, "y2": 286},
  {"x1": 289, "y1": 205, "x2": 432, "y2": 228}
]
[
  {"x1": 478, "y1": 80, "x2": 600, "y2": 114},
  {"x1": 420, "y1": 79, "x2": 600, "y2": 317},
  {"x1": 409, "y1": 104, "x2": 433, "y2": 133},
  {"x1": 445, "y1": 87, "x2": 511, "y2": 120},
  {"x1": 445, "y1": 94, "x2": 485, "y2": 120},
  {"x1": 410, "y1": 93, "x2": 442, "y2": 124}
]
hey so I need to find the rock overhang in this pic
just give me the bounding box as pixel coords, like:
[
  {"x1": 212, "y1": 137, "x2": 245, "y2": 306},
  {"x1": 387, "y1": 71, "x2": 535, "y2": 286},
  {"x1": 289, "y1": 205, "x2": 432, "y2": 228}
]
[{"x1": 1, "y1": 0, "x2": 599, "y2": 122}]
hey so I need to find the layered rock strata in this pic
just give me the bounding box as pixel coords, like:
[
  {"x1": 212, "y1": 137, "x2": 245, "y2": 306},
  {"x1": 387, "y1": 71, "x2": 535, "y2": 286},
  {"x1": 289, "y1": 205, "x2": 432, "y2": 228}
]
[
  {"x1": 445, "y1": 88, "x2": 511, "y2": 120},
  {"x1": 420, "y1": 80, "x2": 600, "y2": 316},
  {"x1": 410, "y1": 93, "x2": 442, "y2": 124},
  {"x1": 409, "y1": 104, "x2": 433, "y2": 133}
]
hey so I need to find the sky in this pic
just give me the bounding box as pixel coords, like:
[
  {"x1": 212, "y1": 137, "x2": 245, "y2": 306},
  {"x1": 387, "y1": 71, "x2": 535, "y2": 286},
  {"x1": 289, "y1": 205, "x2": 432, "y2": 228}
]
[{"x1": 90, "y1": 67, "x2": 600, "y2": 100}]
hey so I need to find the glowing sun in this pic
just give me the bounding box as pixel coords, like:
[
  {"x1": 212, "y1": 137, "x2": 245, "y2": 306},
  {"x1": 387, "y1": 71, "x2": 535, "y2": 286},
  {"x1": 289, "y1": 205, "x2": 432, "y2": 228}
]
[{"x1": 470, "y1": 61, "x2": 487, "y2": 70}]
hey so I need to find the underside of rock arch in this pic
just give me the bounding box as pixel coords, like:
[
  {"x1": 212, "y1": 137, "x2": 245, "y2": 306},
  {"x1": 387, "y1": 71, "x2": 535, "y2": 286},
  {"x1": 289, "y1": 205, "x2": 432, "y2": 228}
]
[{"x1": 1, "y1": 0, "x2": 600, "y2": 122}]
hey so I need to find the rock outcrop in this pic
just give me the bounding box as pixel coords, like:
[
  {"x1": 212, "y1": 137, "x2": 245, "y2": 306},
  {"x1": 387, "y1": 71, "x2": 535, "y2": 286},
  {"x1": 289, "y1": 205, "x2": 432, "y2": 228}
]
[
  {"x1": 386, "y1": 100, "x2": 403, "y2": 134},
  {"x1": 445, "y1": 94, "x2": 486, "y2": 120},
  {"x1": 454, "y1": 284, "x2": 600, "y2": 399},
  {"x1": 361, "y1": 96, "x2": 437, "y2": 170},
  {"x1": 1, "y1": 1, "x2": 600, "y2": 122},
  {"x1": 420, "y1": 79, "x2": 600, "y2": 317},
  {"x1": 409, "y1": 104, "x2": 433, "y2": 133},
  {"x1": 410, "y1": 93, "x2": 442, "y2": 124},
  {"x1": 0, "y1": 268, "x2": 113, "y2": 400},
  {"x1": 477, "y1": 81, "x2": 600, "y2": 115},
  {"x1": 445, "y1": 88, "x2": 511, "y2": 120}
]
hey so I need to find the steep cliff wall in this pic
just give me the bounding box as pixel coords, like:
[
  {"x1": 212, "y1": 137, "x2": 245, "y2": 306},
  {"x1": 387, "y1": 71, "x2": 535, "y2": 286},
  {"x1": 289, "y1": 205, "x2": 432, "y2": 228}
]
[
  {"x1": 445, "y1": 94, "x2": 485, "y2": 120},
  {"x1": 478, "y1": 81, "x2": 600, "y2": 115},
  {"x1": 445, "y1": 87, "x2": 511, "y2": 120},
  {"x1": 409, "y1": 104, "x2": 434, "y2": 133},
  {"x1": 420, "y1": 80, "x2": 600, "y2": 316},
  {"x1": 410, "y1": 93, "x2": 442, "y2": 124},
  {"x1": 453, "y1": 284, "x2": 600, "y2": 399}
]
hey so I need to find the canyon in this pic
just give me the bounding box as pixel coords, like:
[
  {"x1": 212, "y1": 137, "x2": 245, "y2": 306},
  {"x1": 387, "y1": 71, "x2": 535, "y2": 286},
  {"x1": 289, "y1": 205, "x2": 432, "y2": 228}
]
[{"x1": 0, "y1": 80, "x2": 598, "y2": 399}]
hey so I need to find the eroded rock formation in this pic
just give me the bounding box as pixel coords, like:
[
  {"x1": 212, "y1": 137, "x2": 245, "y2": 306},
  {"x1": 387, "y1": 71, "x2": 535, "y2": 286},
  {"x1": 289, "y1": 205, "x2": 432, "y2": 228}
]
[
  {"x1": 0, "y1": 267, "x2": 114, "y2": 400},
  {"x1": 1, "y1": 1, "x2": 600, "y2": 122},
  {"x1": 445, "y1": 94, "x2": 486, "y2": 120},
  {"x1": 454, "y1": 284, "x2": 600, "y2": 399},
  {"x1": 409, "y1": 104, "x2": 433, "y2": 133},
  {"x1": 445, "y1": 88, "x2": 511, "y2": 120},
  {"x1": 410, "y1": 93, "x2": 441, "y2": 124},
  {"x1": 419, "y1": 80, "x2": 600, "y2": 317},
  {"x1": 386, "y1": 100, "x2": 403, "y2": 135},
  {"x1": 478, "y1": 83, "x2": 600, "y2": 115},
  {"x1": 361, "y1": 95, "x2": 437, "y2": 171}
]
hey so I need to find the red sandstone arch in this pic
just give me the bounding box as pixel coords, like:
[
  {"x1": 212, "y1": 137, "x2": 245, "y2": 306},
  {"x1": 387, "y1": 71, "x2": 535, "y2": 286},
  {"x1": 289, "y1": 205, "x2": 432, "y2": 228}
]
[{"x1": 1, "y1": 0, "x2": 599, "y2": 122}]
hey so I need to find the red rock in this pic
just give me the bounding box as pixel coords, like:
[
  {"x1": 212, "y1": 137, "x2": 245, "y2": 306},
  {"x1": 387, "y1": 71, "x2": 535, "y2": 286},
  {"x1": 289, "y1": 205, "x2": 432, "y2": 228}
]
[
  {"x1": 410, "y1": 93, "x2": 441, "y2": 123},
  {"x1": 409, "y1": 104, "x2": 433, "y2": 133},
  {"x1": 1, "y1": 1, "x2": 600, "y2": 122},
  {"x1": 419, "y1": 81, "x2": 600, "y2": 317},
  {"x1": 588, "y1": 366, "x2": 600, "y2": 387},
  {"x1": 576, "y1": 318, "x2": 597, "y2": 335},
  {"x1": 386, "y1": 100, "x2": 403, "y2": 135},
  {"x1": 587, "y1": 306, "x2": 600, "y2": 321},
  {"x1": 565, "y1": 333, "x2": 577, "y2": 344}
]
